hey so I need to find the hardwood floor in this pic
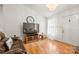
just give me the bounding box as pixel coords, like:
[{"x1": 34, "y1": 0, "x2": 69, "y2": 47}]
[{"x1": 24, "y1": 39, "x2": 76, "y2": 54}]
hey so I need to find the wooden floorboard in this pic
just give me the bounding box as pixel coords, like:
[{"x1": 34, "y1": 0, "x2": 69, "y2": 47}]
[{"x1": 24, "y1": 39, "x2": 76, "y2": 54}]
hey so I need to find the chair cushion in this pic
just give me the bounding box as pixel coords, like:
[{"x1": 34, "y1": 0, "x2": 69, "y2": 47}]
[{"x1": 6, "y1": 38, "x2": 13, "y2": 49}]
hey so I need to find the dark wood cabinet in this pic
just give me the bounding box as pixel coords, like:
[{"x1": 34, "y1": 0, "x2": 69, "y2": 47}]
[{"x1": 23, "y1": 34, "x2": 47, "y2": 44}]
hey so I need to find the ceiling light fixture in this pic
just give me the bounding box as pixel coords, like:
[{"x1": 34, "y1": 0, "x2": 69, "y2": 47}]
[{"x1": 46, "y1": 4, "x2": 58, "y2": 11}]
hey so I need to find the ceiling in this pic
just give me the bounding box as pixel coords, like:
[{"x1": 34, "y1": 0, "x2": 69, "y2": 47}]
[{"x1": 25, "y1": 4, "x2": 79, "y2": 18}]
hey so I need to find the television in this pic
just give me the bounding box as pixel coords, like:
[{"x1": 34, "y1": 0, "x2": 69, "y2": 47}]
[{"x1": 23, "y1": 22, "x2": 39, "y2": 35}]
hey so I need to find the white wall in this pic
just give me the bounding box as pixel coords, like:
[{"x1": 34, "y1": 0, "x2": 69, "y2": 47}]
[
  {"x1": 47, "y1": 7, "x2": 79, "y2": 46},
  {"x1": 2, "y1": 4, "x2": 47, "y2": 37},
  {"x1": 62, "y1": 13, "x2": 79, "y2": 46},
  {"x1": 0, "y1": 5, "x2": 4, "y2": 32}
]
